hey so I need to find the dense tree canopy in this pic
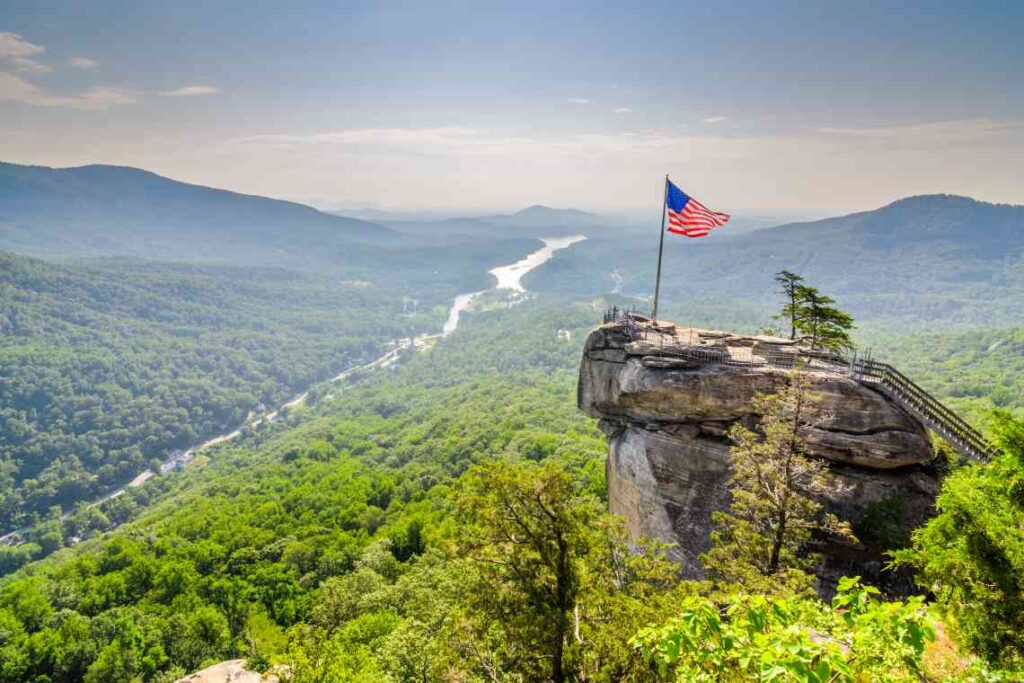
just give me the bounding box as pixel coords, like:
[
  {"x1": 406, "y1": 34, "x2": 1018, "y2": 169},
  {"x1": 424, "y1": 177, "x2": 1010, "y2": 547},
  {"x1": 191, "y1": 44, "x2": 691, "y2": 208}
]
[
  {"x1": 0, "y1": 240, "x2": 532, "y2": 534},
  {"x1": 1, "y1": 291, "x2": 1021, "y2": 681},
  {"x1": 895, "y1": 411, "x2": 1024, "y2": 670}
]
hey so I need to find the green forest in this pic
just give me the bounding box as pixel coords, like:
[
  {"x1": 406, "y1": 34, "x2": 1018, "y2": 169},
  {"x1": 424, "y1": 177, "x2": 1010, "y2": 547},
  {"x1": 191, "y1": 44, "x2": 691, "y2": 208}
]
[
  {"x1": 2, "y1": 3, "x2": 1023, "y2": 679},
  {"x1": 2, "y1": 301, "x2": 1023, "y2": 681},
  {"x1": 0, "y1": 240, "x2": 535, "y2": 535}
]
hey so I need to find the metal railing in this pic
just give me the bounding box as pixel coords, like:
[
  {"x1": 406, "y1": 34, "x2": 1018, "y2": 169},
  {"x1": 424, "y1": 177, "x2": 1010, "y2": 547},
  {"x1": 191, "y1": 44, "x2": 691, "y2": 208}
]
[
  {"x1": 852, "y1": 359, "x2": 1000, "y2": 462},
  {"x1": 600, "y1": 309, "x2": 999, "y2": 463}
]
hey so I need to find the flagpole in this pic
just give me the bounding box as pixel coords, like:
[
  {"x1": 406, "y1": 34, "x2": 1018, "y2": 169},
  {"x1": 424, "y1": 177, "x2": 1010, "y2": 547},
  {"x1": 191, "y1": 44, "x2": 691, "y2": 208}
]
[{"x1": 651, "y1": 174, "x2": 669, "y2": 322}]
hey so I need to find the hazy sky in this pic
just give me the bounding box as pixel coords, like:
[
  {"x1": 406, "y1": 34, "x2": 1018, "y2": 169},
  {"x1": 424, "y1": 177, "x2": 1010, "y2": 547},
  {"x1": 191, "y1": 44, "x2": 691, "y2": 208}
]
[{"x1": 2, "y1": 0, "x2": 1023, "y2": 213}]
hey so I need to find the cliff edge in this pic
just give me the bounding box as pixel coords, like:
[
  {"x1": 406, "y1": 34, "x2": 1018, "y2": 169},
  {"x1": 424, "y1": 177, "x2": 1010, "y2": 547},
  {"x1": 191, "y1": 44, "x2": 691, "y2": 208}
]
[{"x1": 578, "y1": 318, "x2": 940, "y2": 594}]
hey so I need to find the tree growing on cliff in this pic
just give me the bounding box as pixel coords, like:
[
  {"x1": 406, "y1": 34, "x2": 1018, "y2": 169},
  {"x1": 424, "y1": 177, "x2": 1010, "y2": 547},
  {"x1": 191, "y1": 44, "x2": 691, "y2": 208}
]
[
  {"x1": 774, "y1": 270, "x2": 805, "y2": 339},
  {"x1": 796, "y1": 286, "x2": 855, "y2": 352},
  {"x1": 702, "y1": 371, "x2": 855, "y2": 594},
  {"x1": 772, "y1": 271, "x2": 855, "y2": 351}
]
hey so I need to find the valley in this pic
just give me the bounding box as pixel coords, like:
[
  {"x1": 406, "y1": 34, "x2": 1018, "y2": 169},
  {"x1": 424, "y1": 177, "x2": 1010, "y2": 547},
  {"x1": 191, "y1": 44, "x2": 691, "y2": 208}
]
[
  {"x1": 0, "y1": 235, "x2": 588, "y2": 554},
  {"x1": 4, "y1": 5, "x2": 1023, "y2": 680},
  {"x1": 0, "y1": 165, "x2": 1021, "y2": 683}
]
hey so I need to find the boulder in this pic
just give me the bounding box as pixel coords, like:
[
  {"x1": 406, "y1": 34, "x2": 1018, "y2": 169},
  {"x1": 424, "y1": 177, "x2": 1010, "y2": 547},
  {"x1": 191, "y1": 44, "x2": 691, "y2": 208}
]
[{"x1": 580, "y1": 320, "x2": 940, "y2": 594}]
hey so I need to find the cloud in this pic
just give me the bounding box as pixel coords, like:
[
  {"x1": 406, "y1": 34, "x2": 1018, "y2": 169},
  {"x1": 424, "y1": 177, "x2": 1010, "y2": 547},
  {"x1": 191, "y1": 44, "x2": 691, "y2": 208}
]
[
  {"x1": 0, "y1": 32, "x2": 50, "y2": 72},
  {"x1": 814, "y1": 118, "x2": 1024, "y2": 151},
  {"x1": 159, "y1": 85, "x2": 220, "y2": 97},
  {"x1": 219, "y1": 121, "x2": 1024, "y2": 212},
  {"x1": 567, "y1": 97, "x2": 591, "y2": 104},
  {"x1": 703, "y1": 116, "x2": 726, "y2": 123},
  {"x1": 816, "y1": 118, "x2": 1022, "y2": 139},
  {"x1": 613, "y1": 107, "x2": 632, "y2": 114},
  {"x1": 230, "y1": 127, "x2": 479, "y2": 150},
  {"x1": 0, "y1": 72, "x2": 138, "y2": 109},
  {"x1": 68, "y1": 57, "x2": 99, "y2": 70},
  {"x1": 0, "y1": 32, "x2": 43, "y2": 59}
]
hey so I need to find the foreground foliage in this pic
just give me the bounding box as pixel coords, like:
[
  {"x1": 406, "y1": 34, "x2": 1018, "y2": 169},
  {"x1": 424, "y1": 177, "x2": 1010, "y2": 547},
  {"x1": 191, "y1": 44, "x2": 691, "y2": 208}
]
[
  {"x1": 896, "y1": 411, "x2": 1024, "y2": 670},
  {"x1": 633, "y1": 577, "x2": 934, "y2": 683}
]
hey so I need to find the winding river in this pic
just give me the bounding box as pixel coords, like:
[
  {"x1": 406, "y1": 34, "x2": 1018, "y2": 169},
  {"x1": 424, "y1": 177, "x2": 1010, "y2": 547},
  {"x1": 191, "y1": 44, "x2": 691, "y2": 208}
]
[
  {"x1": 1, "y1": 235, "x2": 587, "y2": 545},
  {"x1": 443, "y1": 235, "x2": 586, "y2": 335}
]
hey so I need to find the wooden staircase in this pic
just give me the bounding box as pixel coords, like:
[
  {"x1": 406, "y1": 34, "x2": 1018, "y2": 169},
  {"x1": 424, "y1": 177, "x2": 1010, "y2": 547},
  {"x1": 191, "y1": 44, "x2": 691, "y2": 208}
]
[{"x1": 851, "y1": 358, "x2": 1000, "y2": 463}]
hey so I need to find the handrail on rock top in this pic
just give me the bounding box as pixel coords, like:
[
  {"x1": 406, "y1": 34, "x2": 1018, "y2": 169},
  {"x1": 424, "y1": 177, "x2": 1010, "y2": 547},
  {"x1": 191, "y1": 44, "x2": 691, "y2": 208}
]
[{"x1": 599, "y1": 309, "x2": 999, "y2": 463}]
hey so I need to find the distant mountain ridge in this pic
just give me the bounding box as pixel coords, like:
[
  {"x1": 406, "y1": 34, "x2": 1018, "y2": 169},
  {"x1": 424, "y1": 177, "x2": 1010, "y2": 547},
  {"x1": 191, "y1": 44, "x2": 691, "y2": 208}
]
[
  {"x1": 382, "y1": 204, "x2": 604, "y2": 241},
  {"x1": 486, "y1": 204, "x2": 600, "y2": 227},
  {"x1": 0, "y1": 162, "x2": 395, "y2": 263},
  {"x1": 526, "y1": 192, "x2": 1024, "y2": 327},
  {"x1": 760, "y1": 194, "x2": 1023, "y2": 256}
]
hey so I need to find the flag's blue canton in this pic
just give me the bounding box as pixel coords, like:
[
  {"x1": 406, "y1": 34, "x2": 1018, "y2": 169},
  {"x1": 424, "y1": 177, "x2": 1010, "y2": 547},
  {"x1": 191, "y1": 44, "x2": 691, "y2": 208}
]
[{"x1": 666, "y1": 181, "x2": 691, "y2": 212}]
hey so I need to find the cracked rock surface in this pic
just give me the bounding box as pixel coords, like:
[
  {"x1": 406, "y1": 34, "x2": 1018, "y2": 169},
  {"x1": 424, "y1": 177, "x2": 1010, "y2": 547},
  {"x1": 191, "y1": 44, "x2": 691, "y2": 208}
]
[{"x1": 578, "y1": 321, "x2": 940, "y2": 594}]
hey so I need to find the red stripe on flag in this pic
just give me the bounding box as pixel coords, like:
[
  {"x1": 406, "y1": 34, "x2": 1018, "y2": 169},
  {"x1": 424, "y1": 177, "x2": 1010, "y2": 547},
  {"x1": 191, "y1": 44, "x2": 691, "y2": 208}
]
[{"x1": 666, "y1": 195, "x2": 730, "y2": 239}]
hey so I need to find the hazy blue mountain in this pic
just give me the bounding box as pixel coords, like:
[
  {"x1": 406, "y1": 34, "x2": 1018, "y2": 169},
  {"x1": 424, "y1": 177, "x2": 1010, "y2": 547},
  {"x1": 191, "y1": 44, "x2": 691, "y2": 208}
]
[
  {"x1": 482, "y1": 205, "x2": 600, "y2": 229},
  {"x1": 383, "y1": 204, "x2": 607, "y2": 242},
  {"x1": 0, "y1": 162, "x2": 396, "y2": 263},
  {"x1": 527, "y1": 194, "x2": 1024, "y2": 328},
  {"x1": 759, "y1": 194, "x2": 1023, "y2": 257}
]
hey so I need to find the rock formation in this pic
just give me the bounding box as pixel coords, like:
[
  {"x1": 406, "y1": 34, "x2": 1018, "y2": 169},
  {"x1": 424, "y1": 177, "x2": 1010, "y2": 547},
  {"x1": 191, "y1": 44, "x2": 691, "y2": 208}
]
[{"x1": 578, "y1": 319, "x2": 940, "y2": 594}]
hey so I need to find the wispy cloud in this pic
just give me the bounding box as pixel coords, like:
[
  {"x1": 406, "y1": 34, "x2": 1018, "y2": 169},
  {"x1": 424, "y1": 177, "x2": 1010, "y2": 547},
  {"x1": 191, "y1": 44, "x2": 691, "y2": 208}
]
[
  {"x1": 221, "y1": 122, "x2": 1024, "y2": 212},
  {"x1": 703, "y1": 116, "x2": 726, "y2": 124},
  {"x1": 814, "y1": 118, "x2": 1024, "y2": 150},
  {"x1": 0, "y1": 32, "x2": 50, "y2": 72},
  {"x1": 0, "y1": 33, "x2": 135, "y2": 108},
  {"x1": 68, "y1": 57, "x2": 99, "y2": 70},
  {"x1": 613, "y1": 107, "x2": 632, "y2": 114},
  {"x1": 159, "y1": 85, "x2": 220, "y2": 97},
  {"x1": 817, "y1": 118, "x2": 1023, "y2": 139},
  {"x1": 567, "y1": 97, "x2": 591, "y2": 104},
  {"x1": 0, "y1": 72, "x2": 138, "y2": 109},
  {"x1": 230, "y1": 127, "x2": 479, "y2": 149},
  {"x1": 228, "y1": 127, "x2": 749, "y2": 158}
]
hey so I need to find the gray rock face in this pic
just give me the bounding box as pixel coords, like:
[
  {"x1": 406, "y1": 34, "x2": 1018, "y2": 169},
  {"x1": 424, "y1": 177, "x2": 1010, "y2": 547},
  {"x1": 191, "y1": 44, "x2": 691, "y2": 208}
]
[{"x1": 580, "y1": 321, "x2": 940, "y2": 594}]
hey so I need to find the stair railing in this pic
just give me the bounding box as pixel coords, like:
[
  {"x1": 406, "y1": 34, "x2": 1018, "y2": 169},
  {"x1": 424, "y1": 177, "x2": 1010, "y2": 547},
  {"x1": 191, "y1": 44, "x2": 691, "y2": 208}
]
[{"x1": 851, "y1": 358, "x2": 1000, "y2": 462}]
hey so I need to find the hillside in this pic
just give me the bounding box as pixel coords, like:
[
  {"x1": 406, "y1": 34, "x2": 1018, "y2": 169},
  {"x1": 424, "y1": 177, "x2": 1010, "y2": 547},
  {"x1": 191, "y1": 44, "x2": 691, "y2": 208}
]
[
  {"x1": 526, "y1": 194, "x2": 1024, "y2": 327},
  {"x1": 1, "y1": 301, "x2": 1019, "y2": 681},
  {"x1": 482, "y1": 205, "x2": 600, "y2": 229},
  {"x1": 0, "y1": 302, "x2": 608, "y2": 681},
  {"x1": 0, "y1": 163, "x2": 395, "y2": 264},
  {"x1": 0, "y1": 237, "x2": 537, "y2": 538}
]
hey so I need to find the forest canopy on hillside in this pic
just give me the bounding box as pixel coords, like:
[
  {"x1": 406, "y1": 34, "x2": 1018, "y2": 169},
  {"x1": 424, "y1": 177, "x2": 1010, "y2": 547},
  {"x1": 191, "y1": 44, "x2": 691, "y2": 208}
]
[{"x1": 0, "y1": 240, "x2": 535, "y2": 534}]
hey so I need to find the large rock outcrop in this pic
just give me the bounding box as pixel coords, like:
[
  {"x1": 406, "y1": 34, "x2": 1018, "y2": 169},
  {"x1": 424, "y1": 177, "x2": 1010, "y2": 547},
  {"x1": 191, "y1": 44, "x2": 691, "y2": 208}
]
[{"x1": 579, "y1": 320, "x2": 940, "y2": 594}]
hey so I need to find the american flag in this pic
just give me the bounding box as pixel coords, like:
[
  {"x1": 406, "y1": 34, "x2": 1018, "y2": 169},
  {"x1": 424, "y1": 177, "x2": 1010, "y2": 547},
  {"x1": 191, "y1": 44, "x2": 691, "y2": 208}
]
[{"x1": 665, "y1": 180, "x2": 730, "y2": 238}]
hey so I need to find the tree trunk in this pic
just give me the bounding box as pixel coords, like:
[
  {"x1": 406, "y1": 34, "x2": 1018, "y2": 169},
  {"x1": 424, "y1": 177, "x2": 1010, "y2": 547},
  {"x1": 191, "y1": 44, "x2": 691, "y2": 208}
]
[
  {"x1": 768, "y1": 508, "x2": 787, "y2": 574},
  {"x1": 552, "y1": 534, "x2": 571, "y2": 683},
  {"x1": 789, "y1": 291, "x2": 797, "y2": 339}
]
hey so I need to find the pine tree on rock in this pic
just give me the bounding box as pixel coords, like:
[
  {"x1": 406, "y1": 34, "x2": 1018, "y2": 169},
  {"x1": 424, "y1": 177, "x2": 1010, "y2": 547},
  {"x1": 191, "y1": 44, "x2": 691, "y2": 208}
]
[
  {"x1": 774, "y1": 270, "x2": 805, "y2": 340},
  {"x1": 702, "y1": 370, "x2": 856, "y2": 594}
]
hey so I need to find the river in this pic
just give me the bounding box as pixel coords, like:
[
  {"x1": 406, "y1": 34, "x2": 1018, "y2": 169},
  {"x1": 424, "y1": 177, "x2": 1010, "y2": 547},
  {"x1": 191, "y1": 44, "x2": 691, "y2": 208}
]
[
  {"x1": 0, "y1": 235, "x2": 586, "y2": 545},
  {"x1": 443, "y1": 235, "x2": 586, "y2": 335}
]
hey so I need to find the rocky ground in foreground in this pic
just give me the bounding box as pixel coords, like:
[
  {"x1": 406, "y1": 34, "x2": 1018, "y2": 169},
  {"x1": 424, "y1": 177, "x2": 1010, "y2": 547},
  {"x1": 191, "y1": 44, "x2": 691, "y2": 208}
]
[{"x1": 175, "y1": 660, "x2": 281, "y2": 683}]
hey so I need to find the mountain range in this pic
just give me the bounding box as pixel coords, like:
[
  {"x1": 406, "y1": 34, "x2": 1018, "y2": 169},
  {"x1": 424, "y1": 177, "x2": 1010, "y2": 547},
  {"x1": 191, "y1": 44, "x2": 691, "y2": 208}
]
[
  {"x1": 379, "y1": 204, "x2": 604, "y2": 241},
  {"x1": 527, "y1": 193, "x2": 1024, "y2": 328},
  {"x1": 0, "y1": 162, "x2": 394, "y2": 264},
  {"x1": 3, "y1": 161, "x2": 1022, "y2": 327}
]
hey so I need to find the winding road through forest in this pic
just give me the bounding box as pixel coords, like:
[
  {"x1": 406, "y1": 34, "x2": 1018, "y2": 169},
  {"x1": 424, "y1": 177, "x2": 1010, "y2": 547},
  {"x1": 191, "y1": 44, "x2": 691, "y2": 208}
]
[{"x1": 1, "y1": 235, "x2": 586, "y2": 546}]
